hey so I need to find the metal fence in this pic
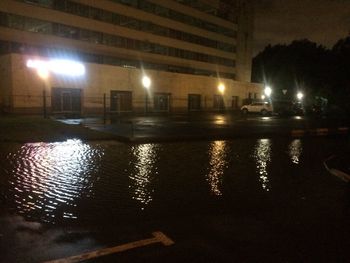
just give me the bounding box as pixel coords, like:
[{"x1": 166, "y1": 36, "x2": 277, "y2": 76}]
[{"x1": 4, "y1": 93, "x2": 245, "y2": 118}]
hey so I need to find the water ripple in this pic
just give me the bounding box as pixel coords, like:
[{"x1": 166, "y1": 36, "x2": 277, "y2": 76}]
[
  {"x1": 5, "y1": 139, "x2": 104, "y2": 223},
  {"x1": 253, "y1": 139, "x2": 272, "y2": 192},
  {"x1": 207, "y1": 141, "x2": 227, "y2": 196},
  {"x1": 129, "y1": 144, "x2": 158, "y2": 210}
]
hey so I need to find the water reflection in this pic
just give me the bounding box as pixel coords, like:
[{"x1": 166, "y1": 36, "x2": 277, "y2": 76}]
[
  {"x1": 6, "y1": 139, "x2": 103, "y2": 223},
  {"x1": 129, "y1": 144, "x2": 158, "y2": 210},
  {"x1": 289, "y1": 139, "x2": 303, "y2": 164},
  {"x1": 207, "y1": 141, "x2": 227, "y2": 196},
  {"x1": 253, "y1": 139, "x2": 272, "y2": 192},
  {"x1": 214, "y1": 116, "x2": 226, "y2": 125}
]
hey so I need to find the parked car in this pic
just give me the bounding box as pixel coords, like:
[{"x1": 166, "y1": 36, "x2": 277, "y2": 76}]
[{"x1": 241, "y1": 101, "x2": 273, "y2": 115}]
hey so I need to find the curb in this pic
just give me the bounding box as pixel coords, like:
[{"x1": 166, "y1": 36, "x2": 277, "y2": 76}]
[{"x1": 291, "y1": 127, "x2": 349, "y2": 138}]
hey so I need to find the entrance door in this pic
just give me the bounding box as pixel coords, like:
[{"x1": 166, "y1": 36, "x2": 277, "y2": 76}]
[
  {"x1": 154, "y1": 93, "x2": 171, "y2": 112},
  {"x1": 188, "y1": 94, "x2": 201, "y2": 111},
  {"x1": 110, "y1": 91, "x2": 132, "y2": 112},
  {"x1": 52, "y1": 88, "x2": 81, "y2": 113},
  {"x1": 213, "y1": 95, "x2": 224, "y2": 110},
  {"x1": 62, "y1": 92, "x2": 72, "y2": 111}
]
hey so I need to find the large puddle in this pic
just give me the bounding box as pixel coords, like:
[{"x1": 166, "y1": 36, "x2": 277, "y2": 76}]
[{"x1": 0, "y1": 138, "x2": 349, "y2": 225}]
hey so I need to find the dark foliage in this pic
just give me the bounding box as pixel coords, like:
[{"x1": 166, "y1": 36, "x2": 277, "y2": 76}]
[{"x1": 252, "y1": 37, "x2": 350, "y2": 111}]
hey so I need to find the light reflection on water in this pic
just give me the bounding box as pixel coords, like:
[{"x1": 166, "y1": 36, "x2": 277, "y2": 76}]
[
  {"x1": 253, "y1": 139, "x2": 272, "y2": 192},
  {"x1": 289, "y1": 139, "x2": 303, "y2": 164},
  {"x1": 129, "y1": 144, "x2": 158, "y2": 210},
  {"x1": 6, "y1": 139, "x2": 103, "y2": 223},
  {"x1": 207, "y1": 141, "x2": 227, "y2": 196},
  {"x1": 1, "y1": 137, "x2": 338, "y2": 225}
]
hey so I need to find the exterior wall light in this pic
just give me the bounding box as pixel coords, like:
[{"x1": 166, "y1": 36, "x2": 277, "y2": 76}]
[{"x1": 27, "y1": 59, "x2": 85, "y2": 76}]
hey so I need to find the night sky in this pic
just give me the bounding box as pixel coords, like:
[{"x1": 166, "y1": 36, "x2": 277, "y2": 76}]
[{"x1": 253, "y1": 0, "x2": 350, "y2": 56}]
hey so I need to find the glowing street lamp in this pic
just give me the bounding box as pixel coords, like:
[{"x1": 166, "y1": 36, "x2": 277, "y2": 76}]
[
  {"x1": 142, "y1": 76, "x2": 151, "y2": 113},
  {"x1": 297, "y1": 92, "x2": 304, "y2": 101},
  {"x1": 218, "y1": 83, "x2": 225, "y2": 94},
  {"x1": 264, "y1": 86, "x2": 272, "y2": 97},
  {"x1": 142, "y1": 76, "x2": 151, "y2": 89},
  {"x1": 261, "y1": 95, "x2": 266, "y2": 100}
]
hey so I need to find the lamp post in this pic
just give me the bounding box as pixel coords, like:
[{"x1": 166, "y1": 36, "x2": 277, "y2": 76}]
[
  {"x1": 37, "y1": 67, "x2": 49, "y2": 118},
  {"x1": 142, "y1": 76, "x2": 151, "y2": 113},
  {"x1": 217, "y1": 83, "x2": 225, "y2": 110}
]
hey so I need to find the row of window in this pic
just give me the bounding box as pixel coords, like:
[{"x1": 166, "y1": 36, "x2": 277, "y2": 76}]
[
  {"x1": 17, "y1": 0, "x2": 236, "y2": 52},
  {"x1": 173, "y1": 0, "x2": 237, "y2": 23},
  {"x1": 0, "y1": 40, "x2": 236, "y2": 79},
  {"x1": 108, "y1": 0, "x2": 236, "y2": 38},
  {"x1": 0, "y1": 12, "x2": 235, "y2": 67}
]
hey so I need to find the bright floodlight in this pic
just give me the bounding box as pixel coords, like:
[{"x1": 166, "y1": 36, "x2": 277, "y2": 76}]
[
  {"x1": 27, "y1": 59, "x2": 85, "y2": 77},
  {"x1": 49, "y1": 59, "x2": 85, "y2": 76},
  {"x1": 142, "y1": 76, "x2": 151, "y2": 89},
  {"x1": 218, "y1": 83, "x2": 225, "y2": 94},
  {"x1": 264, "y1": 86, "x2": 272, "y2": 97},
  {"x1": 261, "y1": 95, "x2": 266, "y2": 100},
  {"x1": 297, "y1": 92, "x2": 304, "y2": 100}
]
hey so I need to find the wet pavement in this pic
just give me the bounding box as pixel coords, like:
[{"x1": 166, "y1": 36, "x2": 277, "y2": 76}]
[
  {"x1": 59, "y1": 113, "x2": 350, "y2": 142},
  {"x1": 1, "y1": 137, "x2": 350, "y2": 262}
]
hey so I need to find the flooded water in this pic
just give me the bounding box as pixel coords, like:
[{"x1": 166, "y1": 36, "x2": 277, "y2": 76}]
[{"x1": 0, "y1": 138, "x2": 349, "y2": 226}]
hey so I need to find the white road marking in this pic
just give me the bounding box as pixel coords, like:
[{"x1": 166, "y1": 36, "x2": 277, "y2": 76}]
[{"x1": 44, "y1": 231, "x2": 174, "y2": 263}]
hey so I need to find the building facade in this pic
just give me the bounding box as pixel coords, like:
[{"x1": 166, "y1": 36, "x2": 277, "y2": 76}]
[{"x1": 0, "y1": 0, "x2": 262, "y2": 114}]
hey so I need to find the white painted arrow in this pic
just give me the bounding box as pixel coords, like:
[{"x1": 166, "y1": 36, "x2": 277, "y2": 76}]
[{"x1": 44, "y1": 231, "x2": 174, "y2": 263}]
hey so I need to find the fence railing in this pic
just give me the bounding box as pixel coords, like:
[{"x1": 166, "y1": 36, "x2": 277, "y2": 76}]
[{"x1": 4, "y1": 93, "x2": 245, "y2": 118}]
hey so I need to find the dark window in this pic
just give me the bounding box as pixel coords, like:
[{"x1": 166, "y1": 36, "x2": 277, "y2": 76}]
[
  {"x1": 52, "y1": 87, "x2": 81, "y2": 113},
  {"x1": 110, "y1": 90, "x2": 132, "y2": 112},
  {"x1": 154, "y1": 93, "x2": 171, "y2": 112},
  {"x1": 188, "y1": 94, "x2": 201, "y2": 111}
]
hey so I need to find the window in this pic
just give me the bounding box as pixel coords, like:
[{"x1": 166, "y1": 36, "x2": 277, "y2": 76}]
[
  {"x1": 25, "y1": 18, "x2": 52, "y2": 34},
  {"x1": 9, "y1": 15, "x2": 25, "y2": 30},
  {"x1": 0, "y1": 12, "x2": 8, "y2": 27}
]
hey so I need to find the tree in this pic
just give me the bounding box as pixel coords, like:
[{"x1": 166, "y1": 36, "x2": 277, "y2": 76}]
[{"x1": 252, "y1": 38, "x2": 346, "y2": 110}]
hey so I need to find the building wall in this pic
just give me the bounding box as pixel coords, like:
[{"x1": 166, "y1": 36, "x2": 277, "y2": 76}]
[
  {"x1": 0, "y1": 0, "x2": 259, "y2": 114},
  {"x1": 6, "y1": 53, "x2": 262, "y2": 114},
  {"x1": 235, "y1": 0, "x2": 254, "y2": 82},
  {"x1": 0, "y1": 0, "x2": 237, "y2": 77},
  {"x1": 0, "y1": 54, "x2": 13, "y2": 112}
]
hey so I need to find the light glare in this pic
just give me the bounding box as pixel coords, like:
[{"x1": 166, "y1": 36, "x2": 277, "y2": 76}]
[
  {"x1": 37, "y1": 68, "x2": 49, "y2": 80},
  {"x1": 49, "y1": 59, "x2": 85, "y2": 76},
  {"x1": 142, "y1": 76, "x2": 151, "y2": 89},
  {"x1": 27, "y1": 59, "x2": 85, "y2": 77},
  {"x1": 218, "y1": 83, "x2": 225, "y2": 94},
  {"x1": 297, "y1": 92, "x2": 304, "y2": 100},
  {"x1": 264, "y1": 86, "x2": 272, "y2": 97}
]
